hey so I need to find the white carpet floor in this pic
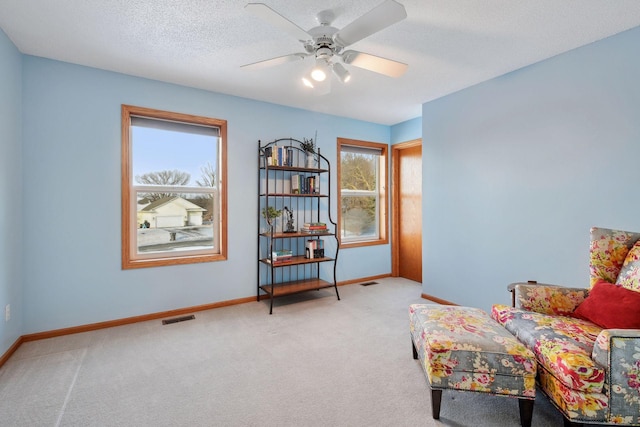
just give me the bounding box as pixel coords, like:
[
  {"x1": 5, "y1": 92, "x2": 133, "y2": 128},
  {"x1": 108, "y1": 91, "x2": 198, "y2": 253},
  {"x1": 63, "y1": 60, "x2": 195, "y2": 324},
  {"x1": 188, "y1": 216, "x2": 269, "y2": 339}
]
[{"x1": 1, "y1": 278, "x2": 572, "y2": 426}]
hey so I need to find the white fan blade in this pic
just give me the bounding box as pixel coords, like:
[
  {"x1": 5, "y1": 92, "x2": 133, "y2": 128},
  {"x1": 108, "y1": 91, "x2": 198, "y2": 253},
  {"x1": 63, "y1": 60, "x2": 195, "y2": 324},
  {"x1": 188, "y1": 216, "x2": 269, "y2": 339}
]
[
  {"x1": 334, "y1": 0, "x2": 407, "y2": 47},
  {"x1": 241, "y1": 53, "x2": 307, "y2": 70},
  {"x1": 342, "y1": 50, "x2": 407, "y2": 78},
  {"x1": 245, "y1": 3, "x2": 311, "y2": 42}
]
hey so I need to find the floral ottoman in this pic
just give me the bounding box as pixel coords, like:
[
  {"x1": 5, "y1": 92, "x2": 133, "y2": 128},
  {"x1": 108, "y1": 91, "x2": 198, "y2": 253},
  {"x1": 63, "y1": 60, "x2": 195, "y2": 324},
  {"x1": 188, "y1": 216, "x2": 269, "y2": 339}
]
[{"x1": 409, "y1": 304, "x2": 537, "y2": 427}]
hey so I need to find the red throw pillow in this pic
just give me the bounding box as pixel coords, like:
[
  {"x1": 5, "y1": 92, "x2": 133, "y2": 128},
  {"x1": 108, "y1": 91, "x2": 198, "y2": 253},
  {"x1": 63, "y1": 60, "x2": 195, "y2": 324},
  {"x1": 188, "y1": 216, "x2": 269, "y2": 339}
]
[{"x1": 572, "y1": 279, "x2": 640, "y2": 329}]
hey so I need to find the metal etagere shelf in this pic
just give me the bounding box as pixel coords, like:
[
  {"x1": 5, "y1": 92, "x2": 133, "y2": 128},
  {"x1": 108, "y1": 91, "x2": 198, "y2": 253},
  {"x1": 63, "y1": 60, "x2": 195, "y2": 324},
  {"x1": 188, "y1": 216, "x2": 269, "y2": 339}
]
[{"x1": 257, "y1": 138, "x2": 340, "y2": 314}]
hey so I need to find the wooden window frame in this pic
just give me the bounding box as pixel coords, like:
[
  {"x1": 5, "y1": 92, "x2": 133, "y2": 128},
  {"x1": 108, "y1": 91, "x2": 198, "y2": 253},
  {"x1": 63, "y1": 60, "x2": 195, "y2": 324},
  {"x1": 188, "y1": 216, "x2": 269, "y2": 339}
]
[
  {"x1": 121, "y1": 105, "x2": 227, "y2": 269},
  {"x1": 337, "y1": 137, "x2": 388, "y2": 249}
]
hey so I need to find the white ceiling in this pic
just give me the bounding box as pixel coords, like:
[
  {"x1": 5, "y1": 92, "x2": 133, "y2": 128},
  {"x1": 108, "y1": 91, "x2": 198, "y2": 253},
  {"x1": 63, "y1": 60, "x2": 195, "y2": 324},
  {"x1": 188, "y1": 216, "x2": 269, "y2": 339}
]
[{"x1": 2, "y1": 1, "x2": 640, "y2": 125}]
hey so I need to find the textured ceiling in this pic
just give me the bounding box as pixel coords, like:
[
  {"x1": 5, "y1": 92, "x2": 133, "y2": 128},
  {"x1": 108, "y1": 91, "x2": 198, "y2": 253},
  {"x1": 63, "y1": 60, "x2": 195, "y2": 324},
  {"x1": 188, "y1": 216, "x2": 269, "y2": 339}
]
[{"x1": 1, "y1": 0, "x2": 640, "y2": 125}]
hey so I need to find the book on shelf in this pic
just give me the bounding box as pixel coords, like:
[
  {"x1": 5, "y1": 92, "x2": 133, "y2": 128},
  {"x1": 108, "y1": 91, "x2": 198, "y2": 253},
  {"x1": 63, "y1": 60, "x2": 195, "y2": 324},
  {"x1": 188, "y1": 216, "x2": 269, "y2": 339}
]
[
  {"x1": 278, "y1": 147, "x2": 287, "y2": 166},
  {"x1": 264, "y1": 147, "x2": 273, "y2": 166},
  {"x1": 305, "y1": 239, "x2": 325, "y2": 259},
  {"x1": 301, "y1": 222, "x2": 327, "y2": 234},
  {"x1": 305, "y1": 176, "x2": 318, "y2": 194},
  {"x1": 286, "y1": 148, "x2": 293, "y2": 166},
  {"x1": 291, "y1": 174, "x2": 300, "y2": 194},
  {"x1": 301, "y1": 228, "x2": 328, "y2": 234},
  {"x1": 272, "y1": 249, "x2": 292, "y2": 256},
  {"x1": 267, "y1": 146, "x2": 294, "y2": 167},
  {"x1": 303, "y1": 222, "x2": 326, "y2": 228},
  {"x1": 271, "y1": 249, "x2": 293, "y2": 262}
]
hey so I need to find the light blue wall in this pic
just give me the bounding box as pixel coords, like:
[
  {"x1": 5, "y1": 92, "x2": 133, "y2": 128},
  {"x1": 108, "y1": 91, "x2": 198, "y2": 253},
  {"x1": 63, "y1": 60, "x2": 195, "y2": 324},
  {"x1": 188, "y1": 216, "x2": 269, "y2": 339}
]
[
  {"x1": 422, "y1": 26, "x2": 640, "y2": 312},
  {"x1": 11, "y1": 22, "x2": 638, "y2": 343},
  {"x1": 0, "y1": 29, "x2": 23, "y2": 353},
  {"x1": 391, "y1": 116, "x2": 421, "y2": 144},
  {"x1": 20, "y1": 56, "x2": 391, "y2": 334}
]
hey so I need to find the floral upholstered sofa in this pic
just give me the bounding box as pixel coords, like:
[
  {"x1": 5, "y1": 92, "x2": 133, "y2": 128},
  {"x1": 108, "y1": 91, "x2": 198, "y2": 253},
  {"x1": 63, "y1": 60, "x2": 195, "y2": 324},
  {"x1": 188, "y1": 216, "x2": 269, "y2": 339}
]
[{"x1": 492, "y1": 227, "x2": 640, "y2": 426}]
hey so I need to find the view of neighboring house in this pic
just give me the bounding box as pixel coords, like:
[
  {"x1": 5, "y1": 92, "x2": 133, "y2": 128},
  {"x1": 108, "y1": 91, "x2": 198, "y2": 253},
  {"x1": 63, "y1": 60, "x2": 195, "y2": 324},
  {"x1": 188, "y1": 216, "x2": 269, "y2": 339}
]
[{"x1": 137, "y1": 196, "x2": 206, "y2": 228}]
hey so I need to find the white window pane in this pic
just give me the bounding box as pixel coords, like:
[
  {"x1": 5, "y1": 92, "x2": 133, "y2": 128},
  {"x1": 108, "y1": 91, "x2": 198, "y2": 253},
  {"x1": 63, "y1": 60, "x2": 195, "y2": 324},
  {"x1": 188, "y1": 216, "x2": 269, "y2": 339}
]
[
  {"x1": 136, "y1": 192, "x2": 215, "y2": 254},
  {"x1": 132, "y1": 125, "x2": 218, "y2": 188},
  {"x1": 340, "y1": 152, "x2": 377, "y2": 191},
  {"x1": 341, "y1": 195, "x2": 378, "y2": 240}
]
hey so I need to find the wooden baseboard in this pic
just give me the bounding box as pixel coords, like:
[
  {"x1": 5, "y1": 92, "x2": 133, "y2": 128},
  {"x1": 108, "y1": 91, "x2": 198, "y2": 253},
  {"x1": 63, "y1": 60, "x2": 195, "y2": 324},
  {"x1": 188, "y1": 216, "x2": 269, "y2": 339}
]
[
  {"x1": 421, "y1": 293, "x2": 458, "y2": 306},
  {"x1": 2, "y1": 297, "x2": 256, "y2": 368},
  {"x1": 21, "y1": 295, "x2": 256, "y2": 343},
  {"x1": 0, "y1": 336, "x2": 23, "y2": 368},
  {"x1": 2, "y1": 274, "x2": 392, "y2": 368}
]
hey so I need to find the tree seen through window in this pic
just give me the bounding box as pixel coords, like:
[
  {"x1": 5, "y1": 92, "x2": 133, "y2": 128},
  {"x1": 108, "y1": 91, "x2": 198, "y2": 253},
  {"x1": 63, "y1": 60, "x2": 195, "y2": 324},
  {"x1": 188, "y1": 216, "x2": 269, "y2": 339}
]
[{"x1": 338, "y1": 138, "x2": 388, "y2": 246}]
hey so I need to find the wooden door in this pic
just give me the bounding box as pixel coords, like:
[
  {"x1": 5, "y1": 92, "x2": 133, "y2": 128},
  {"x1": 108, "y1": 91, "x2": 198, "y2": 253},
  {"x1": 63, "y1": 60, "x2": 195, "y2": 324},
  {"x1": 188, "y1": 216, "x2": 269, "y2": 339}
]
[{"x1": 392, "y1": 140, "x2": 422, "y2": 282}]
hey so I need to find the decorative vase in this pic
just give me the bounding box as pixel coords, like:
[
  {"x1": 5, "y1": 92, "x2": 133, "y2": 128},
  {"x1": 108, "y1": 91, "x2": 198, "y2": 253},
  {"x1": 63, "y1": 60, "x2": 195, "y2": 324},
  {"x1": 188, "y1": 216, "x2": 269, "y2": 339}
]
[{"x1": 305, "y1": 152, "x2": 316, "y2": 168}]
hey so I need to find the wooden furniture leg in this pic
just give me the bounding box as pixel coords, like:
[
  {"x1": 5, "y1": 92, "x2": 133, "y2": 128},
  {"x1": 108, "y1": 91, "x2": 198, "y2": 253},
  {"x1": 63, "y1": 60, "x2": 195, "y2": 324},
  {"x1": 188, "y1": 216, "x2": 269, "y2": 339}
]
[
  {"x1": 518, "y1": 398, "x2": 534, "y2": 427},
  {"x1": 431, "y1": 388, "x2": 442, "y2": 419}
]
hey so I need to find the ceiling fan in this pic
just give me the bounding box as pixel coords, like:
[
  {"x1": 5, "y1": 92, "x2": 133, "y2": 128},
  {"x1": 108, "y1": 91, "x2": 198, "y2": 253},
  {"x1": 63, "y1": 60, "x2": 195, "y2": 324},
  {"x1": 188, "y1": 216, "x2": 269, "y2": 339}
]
[{"x1": 241, "y1": 0, "x2": 408, "y2": 92}]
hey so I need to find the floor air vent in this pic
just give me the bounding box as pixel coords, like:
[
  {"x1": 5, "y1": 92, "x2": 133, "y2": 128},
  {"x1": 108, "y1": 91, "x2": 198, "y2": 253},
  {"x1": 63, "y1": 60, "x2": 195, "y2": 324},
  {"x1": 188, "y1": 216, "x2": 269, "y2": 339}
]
[
  {"x1": 360, "y1": 281, "x2": 378, "y2": 286},
  {"x1": 162, "y1": 315, "x2": 195, "y2": 325}
]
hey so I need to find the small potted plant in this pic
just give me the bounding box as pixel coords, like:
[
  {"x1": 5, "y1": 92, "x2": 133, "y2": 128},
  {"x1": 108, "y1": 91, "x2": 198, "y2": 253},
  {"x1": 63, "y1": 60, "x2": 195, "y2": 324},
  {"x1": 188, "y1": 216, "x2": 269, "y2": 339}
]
[
  {"x1": 300, "y1": 137, "x2": 317, "y2": 168},
  {"x1": 261, "y1": 206, "x2": 282, "y2": 228}
]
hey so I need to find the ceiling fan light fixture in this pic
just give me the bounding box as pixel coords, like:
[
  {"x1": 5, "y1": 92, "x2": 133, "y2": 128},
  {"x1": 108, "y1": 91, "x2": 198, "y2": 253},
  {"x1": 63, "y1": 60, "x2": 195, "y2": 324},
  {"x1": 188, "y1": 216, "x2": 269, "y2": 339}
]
[
  {"x1": 332, "y1": 63, "x2": 351, "y2": 83},
  {"x1": 310, "y1": 59, "x2": 328, "y2": 82},
  {"x1": 310, "y1": 68, "x2": 326, "y2": 82},
  {"x1": 302, "y1": 75, "x2": 315, "y2": 88}
]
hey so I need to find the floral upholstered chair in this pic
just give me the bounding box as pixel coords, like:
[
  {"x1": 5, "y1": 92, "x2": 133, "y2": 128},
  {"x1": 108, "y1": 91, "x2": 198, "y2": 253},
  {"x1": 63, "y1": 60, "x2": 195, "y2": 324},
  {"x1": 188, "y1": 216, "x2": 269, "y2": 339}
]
[{"x1": 492, "y1": 227, "x2": 640, "y2": 426}]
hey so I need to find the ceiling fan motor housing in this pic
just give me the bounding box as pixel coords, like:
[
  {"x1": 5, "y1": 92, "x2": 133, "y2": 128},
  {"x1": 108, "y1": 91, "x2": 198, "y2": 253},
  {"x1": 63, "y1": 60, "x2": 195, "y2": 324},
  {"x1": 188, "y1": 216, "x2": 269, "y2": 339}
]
[
  {"x1": 308, "y1": 23, "x2": 341, "y2": 55},
  {"x1": 315, "y1": 45, "x2": 333, "y2": 60}
]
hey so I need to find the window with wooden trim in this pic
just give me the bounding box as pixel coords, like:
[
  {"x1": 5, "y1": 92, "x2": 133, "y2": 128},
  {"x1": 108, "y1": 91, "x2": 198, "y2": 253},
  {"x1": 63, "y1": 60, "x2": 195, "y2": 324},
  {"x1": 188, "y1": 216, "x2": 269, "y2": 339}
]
[
  {"x1": 121, "y1": 105, "x2": 227, "y2": 269},
  {"x1": 337, "y1": 138, "x2": 388, "y2": 248}
]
